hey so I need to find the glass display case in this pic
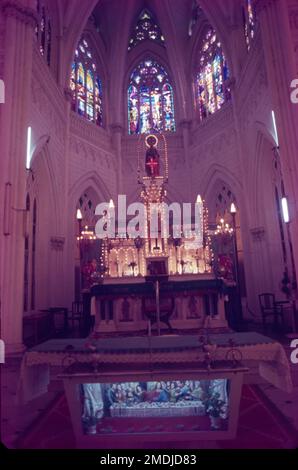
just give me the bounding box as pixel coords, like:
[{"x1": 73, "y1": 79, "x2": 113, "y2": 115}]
[{"x1": 59, "y1": 362, "x2": 247, "y2": 448}]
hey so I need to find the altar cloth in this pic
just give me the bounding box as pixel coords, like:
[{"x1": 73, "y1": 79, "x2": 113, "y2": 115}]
[{"x1": 17, "y1": 332, "x2": 293, "y2": 403}]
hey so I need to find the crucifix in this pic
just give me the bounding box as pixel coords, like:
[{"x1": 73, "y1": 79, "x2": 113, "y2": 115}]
[{"x1": 146, "y1": 157, "x2": 159, "y2": 177}]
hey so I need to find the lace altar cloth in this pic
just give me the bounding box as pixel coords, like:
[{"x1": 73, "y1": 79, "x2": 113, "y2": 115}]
[{"x1": 17, "y1": 332, "x2": 293, "y2": 403}]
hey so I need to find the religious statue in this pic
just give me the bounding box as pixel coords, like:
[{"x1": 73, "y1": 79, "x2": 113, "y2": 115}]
[
  {"x1": 145, "y1": 134, "x2": 160, "y2": 177},
  {"x1": 187, "y1": 295, "x2": 199, "y2": 319},
  {"x1": 81, "y1": 383, "x2": 104, "y2": 434}
]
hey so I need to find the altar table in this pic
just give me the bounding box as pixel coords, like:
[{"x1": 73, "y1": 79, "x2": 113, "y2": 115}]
[{"x1": 17, "y1": 331, "x2": 293, "y2": 404}]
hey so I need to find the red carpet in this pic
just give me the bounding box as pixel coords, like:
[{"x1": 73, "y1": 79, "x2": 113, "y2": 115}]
[{"x1": 16, "y1": 386, "x2": 297, "y2": 449}]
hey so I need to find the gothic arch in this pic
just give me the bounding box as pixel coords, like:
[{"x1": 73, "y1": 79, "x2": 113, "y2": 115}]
[
  {"x1": 189, "y1": 19, "x2": 233, "y2": 122},
  {"x1": 198, "y1": 0, "x2": 234, "y2": 73},
  {"x1": 66, "y1": 22, "x2": 108, "y2": 92},
  {"x1": 62, "y1": 0, "x2": 101, "y2": 88},
  {"x1": 124, "y1": 52, "x2": 179, "y2": 134},
  {"x1": 201, "y1": 164, "x2": 243, "y2": 201},
  {"x1": 69, "y1": 171, "x2": 112, "y2": 219}
]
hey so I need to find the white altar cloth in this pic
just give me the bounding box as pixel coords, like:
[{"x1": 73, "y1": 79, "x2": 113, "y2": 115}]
[{"x1": 17, "y1": 332, "x2": 293, "y2": 404}]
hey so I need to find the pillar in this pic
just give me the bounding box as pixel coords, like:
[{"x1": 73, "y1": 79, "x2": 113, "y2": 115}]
[
  {"x1": 0, "y1": 0, "x2": 37, "y2": 353},
  {"x1": 110, "y1": 123, "x2": 123, "y2": 195}
]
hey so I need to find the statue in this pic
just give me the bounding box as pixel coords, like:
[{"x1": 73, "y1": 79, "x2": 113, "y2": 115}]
[
  {"x1": 145, "y1": 134, "x2": 160, "y2": 177},
  {"x1": 81, "y1": 383, "x2": 104, "y2": 434}
]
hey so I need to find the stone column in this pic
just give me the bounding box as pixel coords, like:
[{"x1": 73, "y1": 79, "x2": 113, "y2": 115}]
[
  {"x1": 256, "y1": 0, "x2": 298, "y2": 287},
  {"x1": 0, "y1": 0, "x2": 37, "y2": 353},
  {"x1": 179, "y1": 119, "x2": 192, "y2": 200},
  {"x1": 110, "y1": 123, "x2": 123, "y2": 195}
]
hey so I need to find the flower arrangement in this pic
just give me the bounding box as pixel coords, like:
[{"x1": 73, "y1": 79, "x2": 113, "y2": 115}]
[{"x1": 204, "y1": 391, "x2": 226, "y2": 418}]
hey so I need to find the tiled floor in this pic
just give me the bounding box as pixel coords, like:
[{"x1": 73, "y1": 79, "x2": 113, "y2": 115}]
[{"x1": 1, "y1": 331, "x2": 298, "y2": 449}]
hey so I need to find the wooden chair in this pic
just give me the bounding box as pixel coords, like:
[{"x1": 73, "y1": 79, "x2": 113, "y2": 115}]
[
  {"x1": 48, "y1": 307, "x2": 68, "y2": 336},
  {"x1": 69, "y1": 301, "x2": 84, "y2": 333},
  {"x1": 258, "y1": 293, "x2": 283, "y2": 332}
]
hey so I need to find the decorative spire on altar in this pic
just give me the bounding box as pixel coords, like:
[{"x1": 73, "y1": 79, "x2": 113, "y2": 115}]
[{"x1": 137, "y1": 134, "x2": 169, "y2": 259}]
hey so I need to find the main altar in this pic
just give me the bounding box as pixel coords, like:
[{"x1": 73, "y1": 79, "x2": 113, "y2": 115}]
[{"x1": 82, "y1": 133, "x2": 229, "y2": 335}]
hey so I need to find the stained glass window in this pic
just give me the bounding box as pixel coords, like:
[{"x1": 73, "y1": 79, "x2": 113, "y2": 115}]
[
  {"x1": 195, "y1": 29, "x2": 230, "y2": 121},
  {"x1": 70, "y1": 38, "x2": 103, "y2": 127},
  {"x1": 35, "y1": 1, "x2": 51, "y2": 66},
  {"x1": 128, "y1": 59, "x2": 175, "y2": 135},
  {"x1": 128, "y1": 10, "x2": 165, "y2": 51},
  {"x1": 243, "y1": 0, "x2": 256, "y2": 50}
]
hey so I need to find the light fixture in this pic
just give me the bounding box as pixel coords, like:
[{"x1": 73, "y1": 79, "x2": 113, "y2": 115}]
[
  {"x1": 281, "y1": 197, "x2": 290, "y2": 223},
  {"x1": 215, "y1": 217, "x2": 233, "y2": 235},
  {"x1": 76, "y1": 208, "x2": 83, "y2": 220},
  {"x1": 230, "y1": 202, "x2": 237, "y2": 214},
  {"x1": 272, "y1": 110, "x2": 279, "y2": 147},
  {"x1": 196, "y1": 194, "x2": 202, "y2": 204},
  {"x1": 26, "y1": 126, "x2": 32, "y2": 170},
  {"x1": 109, "y1": 199, "x2": 115, "y2": 209}
]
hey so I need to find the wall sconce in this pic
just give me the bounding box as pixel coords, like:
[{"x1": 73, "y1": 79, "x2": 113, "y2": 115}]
[
  {"x1": 272, "y1": 110, "x2": 279, "y2": 147},
  {"x1": 26, "y1": 126, "x2": 32, "y2": 170}
]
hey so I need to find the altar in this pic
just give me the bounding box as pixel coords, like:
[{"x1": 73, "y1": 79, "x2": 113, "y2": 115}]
[
  {"x1": 78, "y1": 133, "x2": 235, "y2": 336},
  {"x1": 88, "y1": 274, "x2": 229, "y2": 334},
  {"x1": 54, "y1": 134, "x2": 293, "y2": 448},
  {"x1": 17, "y1": 331, "x2": 293, "y2": 447}
]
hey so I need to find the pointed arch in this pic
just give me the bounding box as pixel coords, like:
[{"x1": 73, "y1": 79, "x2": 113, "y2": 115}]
[
  {"x1": 70, "y1": 36, "x2": 104, "y2": 127},
  {"x1": 128, "y1": 8, "x2": 165, "y2": 51},
  {"x1": 127, "y1": 57, "x2": 176, "y2": 135},
  {"x1": 192, "y1": 24, "x2": 231, "y2": 121},
  {"x1": 201, "y1": 164, "x2": 243, "y2": 202},
  {"x1": 35, "y1": 0, "x2": 52, "y2": 66},
  {"x1": 69, "y1": 171, "x2": 112, "y2": 215},
  {"x1": 243, "y1": 0, "x2": 256, "y2": 50}
]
